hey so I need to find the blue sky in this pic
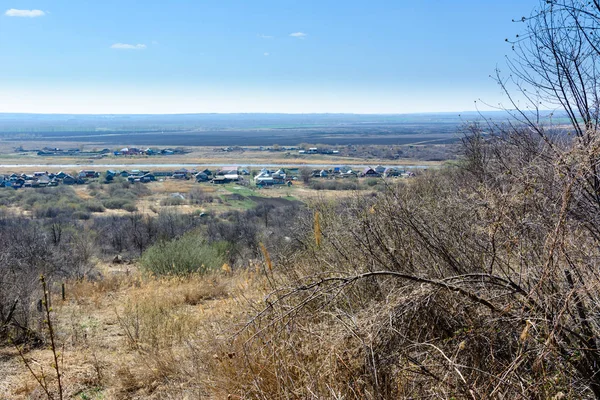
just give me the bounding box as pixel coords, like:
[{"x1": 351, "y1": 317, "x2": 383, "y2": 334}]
[{"x1": 0, "y1": 0, "x2": 538, "y2": 114}]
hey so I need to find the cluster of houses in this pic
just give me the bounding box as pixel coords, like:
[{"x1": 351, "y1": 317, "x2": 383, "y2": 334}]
[
  {"x1": 0, "y1": 165, "x2": 415, "y2": 190},
  {"x1": 105, "y1": 169, "x2": 159, "y2": 183},
  {"x1": 298, "y1": 147, "x2": 340, "y2": 155},
  {"x1": 310, "y1": 165, "x2": 415, "y2": 178},
  {"x1": 252, "y1": 165, "x2": 414, "y2": 185},
  {"x1": 16, "y1": 146, "x2": 187, "y2": 158},
  {"x1": 254, "y1": 168, "x2": 291, "y2": 186},
  {"x1": 113, "y1": 147, "x2": 187, "y2": 156},
  {"x1": 105, "y1": 168, "x2": 246, "y2": 184},
  {"x1": 26, "y1": 145, "x2": 350, "y2": 159},
  {"x1": 109, "y1": 167, "x2": 252, "y2": 185},
  {"x1": 0, "y1": 167, "x2": 253, "y2": 189},
  {"x1": 0, "y1": 167, "x2": 248, "y2": 189},
  {"x1": 0, "y1": 170, "x2": 94, "y2": 188}
]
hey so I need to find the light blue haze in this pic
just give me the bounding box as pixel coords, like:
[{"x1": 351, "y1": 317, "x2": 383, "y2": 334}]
[{"x1": 0, "y1": 0, "x2": 538, "y2": 113}]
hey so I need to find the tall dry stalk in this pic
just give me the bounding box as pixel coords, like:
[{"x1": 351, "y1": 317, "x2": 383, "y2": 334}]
[
  {"x1": 259, "y1": 242, "x2": 272, "y2": 271},
  {"x1": 13, "y1": 275, "x2": 64, "y2": 400},
  {"x1": 314, "y1": 211, "x2": 321, "y2": 248}
]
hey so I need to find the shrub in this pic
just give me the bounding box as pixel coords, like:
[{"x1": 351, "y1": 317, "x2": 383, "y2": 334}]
[
  {"x1": 309, "y1": 180, "x2": 360, "y2": 191},
  {"x1": 140, "y1": 233, "x2": 226, "y2": 276},
  {"x1": 102, "y1": 197, "x2": 133, "y2": 210},
  {"x1": 122, "y1": 202, "x2": 137, "y2": 212},
  {"x1": 160, "y1": 197, "x2": 185, "y2": 206},
  {"x1": 188, "y1": 187, "x2": 213, "y2": 204},
  {"x1": 33, "y1": 204, "x2": 80, "y2": 219},
  {"x1": 131, "y1": 182, "x2": 151, "y2": 196},
  {"x1": 85, "y1": 200, "x2": 105, "y2": 212},
  {"x1": 72, "y1": 210, "x2": 92, "y2": 220}
]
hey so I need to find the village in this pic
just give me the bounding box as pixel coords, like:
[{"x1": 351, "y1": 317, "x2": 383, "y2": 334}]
[
  {"x1": 17, "y1": 146, "x2": 190, "y2": 158},
  {"x1": 15, "y1": 145, "x2": 349, "y2": 158},
  {"x1": 0, "y1": 164, "x2": 416, "y2": 189}
]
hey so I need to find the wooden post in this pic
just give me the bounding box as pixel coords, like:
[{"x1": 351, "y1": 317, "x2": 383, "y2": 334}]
[{"x1": 62, "y1": 283, "x2": 66, "y2": 301}]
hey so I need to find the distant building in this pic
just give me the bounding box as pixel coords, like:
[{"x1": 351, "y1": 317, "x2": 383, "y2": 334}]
[
  {"x1": 79, "y1": 170, "x2": 99, "y2": 178},
  {"x1": 361, "y1": 168, "x2": 380, "y2": 177},
  {"x1": 195, "y1": 172, "x2": 210, "y2": 182},
  {"x1": 384, "y1": 167, "x2": 401, "y2": 177},
  {"x1": 62, "y1": 175, "x2": 76, "y2": 185},
  {"x1": 255, "y1": 168, "x2": 287, "y2": 185},
  {"x1": 212, "y1": 176, "x2": 234, "y2": 184}
]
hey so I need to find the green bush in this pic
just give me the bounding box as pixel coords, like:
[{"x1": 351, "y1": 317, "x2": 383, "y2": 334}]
[
  {"x1": 140, "y1": 234, "x2": 226, "y2": 276},
  {"x1": 85, "y1": 200, "x2": 105, "y2": 212},
  {"x1": 0, "y1": 190, "x2": 20, "y2": 206},
  {"x1": 102, "y1": 197, "x2": 130, "y2": 210},
  {"x1": 122, "y1": 202, "x2": 137, "y2": 212}
]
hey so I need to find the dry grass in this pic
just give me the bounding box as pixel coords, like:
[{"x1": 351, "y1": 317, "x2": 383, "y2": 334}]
[
  {"x1": 0, "y1": 266, "x2": 267, "y2": 399},
  {"x1": 73, "y1": 186, "x2": 95, "y2": 200},
  {"x1": 132, "y1": 181, "x2": 220, "y2": 215},
  {"x1": 151, "y1": 179, "x2": 198, "y2": 194},
  {"x1": 69, "y1": 272, "x2": 138, "y2": 307}
]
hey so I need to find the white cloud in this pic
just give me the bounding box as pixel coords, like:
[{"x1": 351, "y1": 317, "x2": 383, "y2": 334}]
[
  {"x1": 111, "y1": 43, "x2": 147, "y2": 50},
  {"x1": 5, "y1": 9, "x2": 45, "y2": 17},
  {"x1": 289, "y1": 32, "x2": 307, "y2": 39},
  {"x1": 264, "y1": 52, "x2": 270, "y2": 56}
]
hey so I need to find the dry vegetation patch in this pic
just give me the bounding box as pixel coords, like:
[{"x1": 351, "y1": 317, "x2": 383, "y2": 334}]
[{"x1": 0, "y1": 267, "x2": 268, "y2": 400}]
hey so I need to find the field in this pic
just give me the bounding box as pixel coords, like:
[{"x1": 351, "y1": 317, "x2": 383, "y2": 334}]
[
  {"x1": 0, "y1": 113, "x2": 467, "y2": 144},
  {"x1": 3, "y1": 129, "x2": 458, "y2": 146},
  {"x1": 0, "y1": 112, "x2": 473, "y2": 173},
  {"x1": 0, "y1": 146, "x2": 444, "y2": 172},
  {"x1": 0, "y1": 113, "x2": 469, "y2": 147}
]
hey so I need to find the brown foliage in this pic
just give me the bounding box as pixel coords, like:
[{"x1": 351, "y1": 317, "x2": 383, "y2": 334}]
[{"x1": 219, "y1": 124, "x2": 600, "y2": 398}]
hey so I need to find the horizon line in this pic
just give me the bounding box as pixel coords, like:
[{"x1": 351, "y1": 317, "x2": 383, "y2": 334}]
[{"x1": 0, "y1": 110, "x2": 518, "y2": 117}]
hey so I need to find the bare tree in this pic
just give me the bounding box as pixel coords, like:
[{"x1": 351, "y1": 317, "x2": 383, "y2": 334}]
[
  {"x1": 299, "y1": 167, "x2": 312, "y2": 184},
  {"x1": 500, "y1": 1, "x2": 600, "y2": 211}
]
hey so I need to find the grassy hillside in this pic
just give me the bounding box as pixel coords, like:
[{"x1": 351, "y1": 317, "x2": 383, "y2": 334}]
[{"x1": 3, "y1": 120, "x2": 600, "y2": 398}]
